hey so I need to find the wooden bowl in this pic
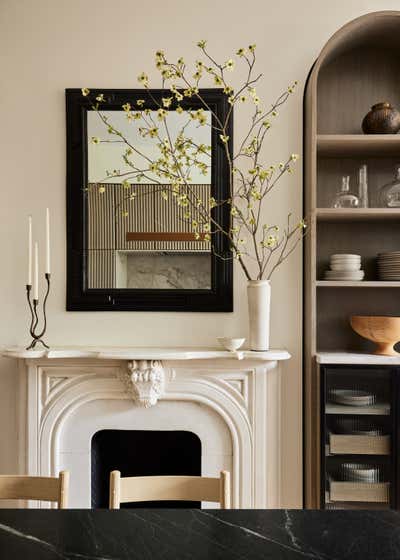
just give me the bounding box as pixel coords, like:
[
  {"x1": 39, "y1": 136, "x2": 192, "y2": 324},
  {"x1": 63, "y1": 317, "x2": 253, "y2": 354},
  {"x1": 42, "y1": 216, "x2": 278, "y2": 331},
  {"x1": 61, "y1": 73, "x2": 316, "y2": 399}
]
[{"x1": 350, "y1": 316, "x2": 400, "y2": 356}]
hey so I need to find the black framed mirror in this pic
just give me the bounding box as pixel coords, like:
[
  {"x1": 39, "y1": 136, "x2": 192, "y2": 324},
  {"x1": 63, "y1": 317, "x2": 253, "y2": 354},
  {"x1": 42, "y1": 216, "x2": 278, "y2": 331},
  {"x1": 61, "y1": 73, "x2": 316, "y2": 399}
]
[{"x1": 66, "y1": 89, "x2": 233, "y2": 311}]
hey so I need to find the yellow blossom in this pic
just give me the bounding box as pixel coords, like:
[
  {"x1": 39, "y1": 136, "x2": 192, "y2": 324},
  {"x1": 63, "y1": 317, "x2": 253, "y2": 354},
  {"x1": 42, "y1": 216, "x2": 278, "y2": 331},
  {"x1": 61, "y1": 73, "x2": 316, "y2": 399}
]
[
  {"x1": 225, "y1": 59, "x2": 235, "y2": 71},
  {"x1": 249, "y1": 44, "x2": 256, "y2": 52},
  {"x1": 136, "y1": 99, "x2": 145, "y2": 107},
  {"x1": 236, "y1": 48, "x2": 246, "y2": 56},
  {"x1": 95, "y1": 93, "x2": 105, "y2": 102},
  {"x1": 91, "y1": 136, "x2": 100, "y2": 144},
  {"x1": 138, "y1": 72, "x2": 149, "y2": 86},
  {"x1": 122, "y1": 102, "x2": 131, "y2": 112},
  {"x1": 219, "y1": 134, "x2": 229, "y2": 143},
  {"x1": 162, "y1": 97, "x2": 173, "y2": 108},
  {"x1": 98, "y1": 186, "x2": 105, "y2": 193},
  {"x1": 197, "y1": 40, "x2": 207, "y2": 48},
  {"x1": 81, "y1": 88, "x2": 90, "y2": 96}
]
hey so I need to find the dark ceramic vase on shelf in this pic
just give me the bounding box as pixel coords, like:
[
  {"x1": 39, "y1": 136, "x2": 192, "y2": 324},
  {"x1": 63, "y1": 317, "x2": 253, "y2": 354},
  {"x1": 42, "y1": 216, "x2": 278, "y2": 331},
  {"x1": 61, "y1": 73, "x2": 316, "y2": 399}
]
[{"x1": 362, "y1": 102, "x2": 400, "y2": 134}]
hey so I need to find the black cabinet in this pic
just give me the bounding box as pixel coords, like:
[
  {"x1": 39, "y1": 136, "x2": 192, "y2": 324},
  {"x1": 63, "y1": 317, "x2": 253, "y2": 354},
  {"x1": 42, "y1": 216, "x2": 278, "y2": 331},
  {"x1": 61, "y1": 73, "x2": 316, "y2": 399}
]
[{"x1": 320, "y1": 365, "x2": 400, "y2": 509}]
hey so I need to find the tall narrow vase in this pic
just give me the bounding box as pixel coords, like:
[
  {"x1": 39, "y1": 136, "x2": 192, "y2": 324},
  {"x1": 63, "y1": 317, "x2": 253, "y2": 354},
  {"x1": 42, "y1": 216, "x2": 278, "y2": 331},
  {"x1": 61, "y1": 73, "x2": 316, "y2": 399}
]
[{"x1": 247, "y1": 280, "x2": 271, "y2": 351}]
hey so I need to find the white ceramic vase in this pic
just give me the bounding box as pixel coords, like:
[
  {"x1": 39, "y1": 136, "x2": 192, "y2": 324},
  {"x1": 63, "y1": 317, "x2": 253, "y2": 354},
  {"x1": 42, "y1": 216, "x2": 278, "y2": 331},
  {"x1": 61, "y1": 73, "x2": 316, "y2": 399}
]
[{"x1": 247, "y1": 280, "x2": 271, "y2": 351}]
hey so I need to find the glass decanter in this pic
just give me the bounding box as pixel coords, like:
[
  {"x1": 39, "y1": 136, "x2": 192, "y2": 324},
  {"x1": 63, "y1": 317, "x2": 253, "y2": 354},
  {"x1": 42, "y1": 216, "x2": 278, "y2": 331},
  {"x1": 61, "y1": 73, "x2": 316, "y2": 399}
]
[
  {"x1": 332, "y1": 175, "x2": 360, "y2": 208},
  {"x1": 378, "y1": 166, "x2": 400, "y2": 208}
]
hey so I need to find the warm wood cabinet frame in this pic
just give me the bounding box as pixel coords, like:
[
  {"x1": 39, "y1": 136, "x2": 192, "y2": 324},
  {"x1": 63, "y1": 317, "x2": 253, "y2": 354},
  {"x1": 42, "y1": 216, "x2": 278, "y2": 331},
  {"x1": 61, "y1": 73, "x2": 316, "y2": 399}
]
[{"x1": 304, "y1": 11, "x2": 400, "y2": 508}]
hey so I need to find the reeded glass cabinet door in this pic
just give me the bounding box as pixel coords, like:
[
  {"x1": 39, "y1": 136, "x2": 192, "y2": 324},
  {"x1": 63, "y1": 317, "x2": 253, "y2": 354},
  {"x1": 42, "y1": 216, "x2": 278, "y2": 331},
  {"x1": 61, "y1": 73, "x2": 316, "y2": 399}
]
[{"x1": 321, "y1": 366, "x2": 396, "y2": 510}]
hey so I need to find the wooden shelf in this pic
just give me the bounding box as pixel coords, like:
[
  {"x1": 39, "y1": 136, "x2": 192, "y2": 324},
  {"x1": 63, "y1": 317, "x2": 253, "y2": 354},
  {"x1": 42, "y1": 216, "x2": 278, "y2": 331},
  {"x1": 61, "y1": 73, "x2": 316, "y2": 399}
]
[
  {"x1": 317, "y1": 281, "x2": 400, "y2": 288},
  {"x1": 316, "y1": 208, "x2": 400, "y2": 221},
  {"x1": 326, "y1": 402, "x2": 390, "y2": 416},
  {"x1": 317, "y1": 134, "x2": 400, "y2": 157}
]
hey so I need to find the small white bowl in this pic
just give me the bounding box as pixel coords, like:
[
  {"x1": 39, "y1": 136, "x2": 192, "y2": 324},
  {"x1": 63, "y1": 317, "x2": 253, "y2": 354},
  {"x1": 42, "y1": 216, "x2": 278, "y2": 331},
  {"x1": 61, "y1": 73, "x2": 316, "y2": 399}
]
[
  {"x1": 217, "y1": 337, "x2": 245, "y2": 352},
  {"x1": 330, "y1": 263, "x2": 361, "y2": 271},
  {"x1": 330, "y1": 254, "x2": 361, "y2": 260}
]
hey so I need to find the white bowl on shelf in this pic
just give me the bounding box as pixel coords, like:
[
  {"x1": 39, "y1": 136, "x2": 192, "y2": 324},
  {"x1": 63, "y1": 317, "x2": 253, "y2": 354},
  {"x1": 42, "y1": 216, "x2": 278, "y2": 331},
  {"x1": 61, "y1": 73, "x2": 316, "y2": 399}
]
[
  {"x1": 330, "y1": 263, "x2": 362, "y2": 271},
  {"x1": 217, "y1": 337, "x2": 245, "y2": 352},
  {"x1": 330, "y1": 254, "x2": 361, "y2": 260}
]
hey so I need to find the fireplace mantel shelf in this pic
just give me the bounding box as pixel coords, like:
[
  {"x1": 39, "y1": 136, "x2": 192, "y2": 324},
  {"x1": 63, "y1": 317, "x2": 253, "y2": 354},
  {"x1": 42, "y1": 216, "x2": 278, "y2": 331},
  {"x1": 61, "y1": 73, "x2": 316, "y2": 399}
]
[{"x1": 2, "y1": 346, "x2": 290, "y2": 362}]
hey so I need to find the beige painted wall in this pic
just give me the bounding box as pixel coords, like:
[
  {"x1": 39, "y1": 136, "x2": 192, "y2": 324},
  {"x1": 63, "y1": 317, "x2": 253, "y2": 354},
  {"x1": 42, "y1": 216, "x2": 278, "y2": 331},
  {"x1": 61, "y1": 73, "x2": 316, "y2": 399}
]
[{"x1": 0, "y1": 0, "x2": 397, "y2": 508}]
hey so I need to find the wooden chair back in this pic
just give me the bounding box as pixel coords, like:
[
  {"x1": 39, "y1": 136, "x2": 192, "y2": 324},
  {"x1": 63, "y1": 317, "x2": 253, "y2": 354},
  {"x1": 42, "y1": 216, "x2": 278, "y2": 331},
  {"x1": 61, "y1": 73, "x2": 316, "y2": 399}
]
[
  {"x1": 109, "y1": 470, "x2": 230, "y2": 509},
  {"x1": 0, "y1": 471, "x2": 69, "y2": 508}
]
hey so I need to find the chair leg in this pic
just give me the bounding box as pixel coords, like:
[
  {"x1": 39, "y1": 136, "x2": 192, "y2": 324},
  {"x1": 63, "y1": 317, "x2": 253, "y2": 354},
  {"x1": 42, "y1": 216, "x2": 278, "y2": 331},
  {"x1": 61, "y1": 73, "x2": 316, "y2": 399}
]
[
  {"x1": 109, "y1": 470, "x2": 121, "y2": 509},
  {"x1": 59, "y1": 471, "x2": 69, "y2": 509},
  {"x1": 220, "y1": 470, "x2": 231, "y2": 509}
]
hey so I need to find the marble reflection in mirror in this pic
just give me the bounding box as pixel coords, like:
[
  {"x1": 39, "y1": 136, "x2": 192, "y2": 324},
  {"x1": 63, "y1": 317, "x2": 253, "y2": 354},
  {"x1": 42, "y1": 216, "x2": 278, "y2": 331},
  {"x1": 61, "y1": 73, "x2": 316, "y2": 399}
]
[{"x1": 86, "y1": 109, "x2": 212, "y2": 290}]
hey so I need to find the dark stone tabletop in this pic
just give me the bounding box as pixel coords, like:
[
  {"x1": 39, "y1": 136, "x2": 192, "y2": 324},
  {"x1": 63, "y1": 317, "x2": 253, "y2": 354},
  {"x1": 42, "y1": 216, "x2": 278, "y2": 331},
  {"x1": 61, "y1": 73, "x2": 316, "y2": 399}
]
[{"x1": 0, "y1": 509, "x2": 399, "y2": 559}]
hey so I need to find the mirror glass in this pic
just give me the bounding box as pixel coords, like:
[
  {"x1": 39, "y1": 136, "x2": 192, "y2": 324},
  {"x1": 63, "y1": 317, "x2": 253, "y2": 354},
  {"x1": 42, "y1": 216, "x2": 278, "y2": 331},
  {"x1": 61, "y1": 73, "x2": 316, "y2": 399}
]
[{"x1": 86, "y1": 109, "x2": 212, "y2": 290}]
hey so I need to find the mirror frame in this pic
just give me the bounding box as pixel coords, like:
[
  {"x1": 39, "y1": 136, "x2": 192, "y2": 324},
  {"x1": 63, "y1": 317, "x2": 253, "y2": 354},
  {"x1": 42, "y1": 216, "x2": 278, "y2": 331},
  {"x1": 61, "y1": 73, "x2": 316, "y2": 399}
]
[{"x1": 66, "y1": 88, "x2": 233, "y2": 311}]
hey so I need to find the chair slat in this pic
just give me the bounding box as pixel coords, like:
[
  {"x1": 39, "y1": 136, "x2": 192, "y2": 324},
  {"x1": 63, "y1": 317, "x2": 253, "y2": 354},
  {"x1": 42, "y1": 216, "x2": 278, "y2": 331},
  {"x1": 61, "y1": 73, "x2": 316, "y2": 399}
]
[
  {"x1": 110, "y1": 471, "x2": 230, "y2": 509},
  {"x1": 0, "y1": 472, "x2": 69, "y2": 508}
]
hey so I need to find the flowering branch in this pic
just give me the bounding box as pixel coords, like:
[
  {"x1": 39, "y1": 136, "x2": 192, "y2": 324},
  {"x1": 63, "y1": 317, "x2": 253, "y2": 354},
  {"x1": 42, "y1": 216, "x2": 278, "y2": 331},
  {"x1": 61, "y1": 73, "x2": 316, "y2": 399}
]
[{"x1": 82, "y1": 41, "x2": 305, "y2": 281}]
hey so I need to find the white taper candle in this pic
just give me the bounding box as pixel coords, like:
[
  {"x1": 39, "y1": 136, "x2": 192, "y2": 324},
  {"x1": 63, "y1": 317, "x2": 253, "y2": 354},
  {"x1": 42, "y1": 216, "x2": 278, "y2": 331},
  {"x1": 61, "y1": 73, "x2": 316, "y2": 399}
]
[
  {"x1": 34, "y1": 242, "x2": 39, "y2": 301},
  {"x1": 45, "y1": 208, "x2": 50, "y2": 274},
  {"x1": 28, "y1": 215, "x2": 32, "y2": 286}
]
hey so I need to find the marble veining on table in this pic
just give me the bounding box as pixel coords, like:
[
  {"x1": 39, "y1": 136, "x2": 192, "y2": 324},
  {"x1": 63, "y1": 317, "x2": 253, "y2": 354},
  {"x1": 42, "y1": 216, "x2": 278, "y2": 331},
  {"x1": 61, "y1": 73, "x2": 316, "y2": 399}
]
[{"x1": 0, "y1": 509, "x2": 399, "y2": 559}]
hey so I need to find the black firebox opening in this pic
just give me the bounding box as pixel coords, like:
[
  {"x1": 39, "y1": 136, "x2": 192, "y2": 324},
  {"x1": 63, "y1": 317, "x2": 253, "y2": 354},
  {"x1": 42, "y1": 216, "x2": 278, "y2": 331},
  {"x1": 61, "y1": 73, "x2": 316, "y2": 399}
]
[{"x1": 91, "y1": 430, "x2": 201, "y2": 508}]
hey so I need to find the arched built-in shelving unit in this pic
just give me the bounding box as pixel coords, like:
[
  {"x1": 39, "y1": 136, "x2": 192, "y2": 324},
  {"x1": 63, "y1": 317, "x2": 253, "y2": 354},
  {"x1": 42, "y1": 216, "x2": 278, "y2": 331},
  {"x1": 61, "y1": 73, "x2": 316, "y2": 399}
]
[{"x1": 304, "y1": 11, "x2": 400, "y2": 508}]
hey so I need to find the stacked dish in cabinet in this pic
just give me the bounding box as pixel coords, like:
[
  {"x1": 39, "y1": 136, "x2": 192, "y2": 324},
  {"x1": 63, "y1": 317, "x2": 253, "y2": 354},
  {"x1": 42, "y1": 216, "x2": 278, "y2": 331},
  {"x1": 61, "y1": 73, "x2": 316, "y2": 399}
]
[{"x1": 321, "y1": 367, "x2": 393, "y2": 510}]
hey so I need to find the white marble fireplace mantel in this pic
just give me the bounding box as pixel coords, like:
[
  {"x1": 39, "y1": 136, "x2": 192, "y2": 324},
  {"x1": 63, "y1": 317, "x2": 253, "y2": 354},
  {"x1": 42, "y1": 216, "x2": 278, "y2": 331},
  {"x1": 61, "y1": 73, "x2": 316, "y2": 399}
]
[
  {"x1": 3, "y1": 346, "x2": 290, "y2": 509},
  {"x1": 3, "y1": 346, "x2": 290, "y2": 362}
]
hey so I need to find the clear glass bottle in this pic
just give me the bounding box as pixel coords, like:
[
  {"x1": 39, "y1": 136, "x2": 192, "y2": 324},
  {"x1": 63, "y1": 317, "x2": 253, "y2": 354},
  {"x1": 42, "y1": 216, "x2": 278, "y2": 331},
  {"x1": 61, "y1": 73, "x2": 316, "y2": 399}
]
[
  {"x1": 378, "y1": 166, "x2": 400, "y2": 208},
  {"x1": 332, "y1": 175, "x2": 360, "y2": 208}
]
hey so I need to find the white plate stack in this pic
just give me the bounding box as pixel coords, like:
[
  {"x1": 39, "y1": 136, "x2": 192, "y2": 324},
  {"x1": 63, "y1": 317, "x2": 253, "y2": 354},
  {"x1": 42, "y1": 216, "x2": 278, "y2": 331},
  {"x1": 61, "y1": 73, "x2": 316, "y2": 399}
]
[
  {"x1": 377, "y1": 251, "x2": 400, "y2": 281},
  {"x1": 324, "y1": 254, "x2": 364, "y2": 281},
  {"x1": 341, "y1": 463, "x2": 380, "y2": 483}
]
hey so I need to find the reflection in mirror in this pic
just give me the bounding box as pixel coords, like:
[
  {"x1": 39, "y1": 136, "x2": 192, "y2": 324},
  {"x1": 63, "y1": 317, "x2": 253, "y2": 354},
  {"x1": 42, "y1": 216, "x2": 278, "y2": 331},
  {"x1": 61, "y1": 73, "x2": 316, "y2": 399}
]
[{"x1": 86, "y1": 110, "x2": 212, "y2": 290}]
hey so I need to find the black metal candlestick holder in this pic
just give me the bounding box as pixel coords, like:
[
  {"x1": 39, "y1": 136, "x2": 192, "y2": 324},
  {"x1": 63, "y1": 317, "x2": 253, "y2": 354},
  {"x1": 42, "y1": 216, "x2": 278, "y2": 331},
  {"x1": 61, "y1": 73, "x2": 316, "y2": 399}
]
[{"x1": 26, "y1": 273, "x2": 51, "y2": 350}]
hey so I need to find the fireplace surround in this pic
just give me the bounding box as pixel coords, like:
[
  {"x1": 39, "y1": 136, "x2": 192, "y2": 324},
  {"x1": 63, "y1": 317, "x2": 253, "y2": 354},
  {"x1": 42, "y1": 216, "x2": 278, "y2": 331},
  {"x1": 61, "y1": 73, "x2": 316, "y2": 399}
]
[{"x1": 4, "y1": 346, "x2": 290, "y2": 508}]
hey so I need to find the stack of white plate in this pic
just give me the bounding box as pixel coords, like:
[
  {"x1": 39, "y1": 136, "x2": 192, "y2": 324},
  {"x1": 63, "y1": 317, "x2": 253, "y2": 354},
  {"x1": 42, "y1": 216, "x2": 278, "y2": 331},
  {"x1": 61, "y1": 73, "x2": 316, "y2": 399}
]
[
  {"x1": 324, "y1": 254, "x2": 364, "y2": 281},
  {"x1": 341, "y1": 463, "x2": 380, "y2": 483},
  {"x1": 377, "y1": 251, "x2": 400, "y2": 281},
  {"x1": 329, "y1": 389, "x2": 376, "y2": 407},
  {"x1": 334, "y1": 417, "x2": 383, "y2": 436}
]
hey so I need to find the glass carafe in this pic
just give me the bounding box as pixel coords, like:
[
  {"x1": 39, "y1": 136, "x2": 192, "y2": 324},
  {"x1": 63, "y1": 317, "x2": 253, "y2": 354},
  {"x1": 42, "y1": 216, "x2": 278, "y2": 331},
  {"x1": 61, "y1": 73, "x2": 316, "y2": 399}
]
[
  {"x1": 332, "y1": 175, "x2": 360, "y2": 208},
  {"x1": 378, "y1": 166, "x2": 400, "y2": 208}
]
